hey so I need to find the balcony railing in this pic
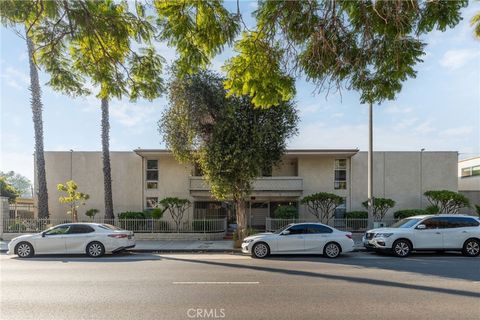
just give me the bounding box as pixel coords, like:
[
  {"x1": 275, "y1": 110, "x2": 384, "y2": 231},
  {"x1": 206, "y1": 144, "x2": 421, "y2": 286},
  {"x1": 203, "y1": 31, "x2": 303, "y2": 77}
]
[{"x1": 189, "y1": 176, "x2": 303, "y2": 193}]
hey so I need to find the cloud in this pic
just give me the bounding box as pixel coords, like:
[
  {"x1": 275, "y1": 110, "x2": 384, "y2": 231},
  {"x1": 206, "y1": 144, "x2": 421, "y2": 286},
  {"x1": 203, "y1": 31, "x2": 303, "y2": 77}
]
[
  {"x1": 109, "y1": 103, "x2": 158, "y2": 128},
  {"x1": 0, "y1": 151, "x2": 34, "y2": 182},
  {"x1": 440, "y1": 49, "x2": 479, "y2": 71},
  {"x1": 383, "y1": 105, "x2": 413, "y2": 114},
  {"x1": 439, "y1": 126, "x2": 475, "y2": 138},
  {"x1": 0, "y1": 66, "x2": 29, "y2": 90}
]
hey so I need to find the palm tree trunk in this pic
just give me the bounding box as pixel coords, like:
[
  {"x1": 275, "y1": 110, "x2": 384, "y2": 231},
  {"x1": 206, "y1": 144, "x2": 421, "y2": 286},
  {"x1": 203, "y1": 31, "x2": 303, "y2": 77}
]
[
  {"x1": 101, "y1": 97, "x2": 114, "y2": 221},
  {"x1": 26, "y1": 33, "x2": 49, "y2": 219}
]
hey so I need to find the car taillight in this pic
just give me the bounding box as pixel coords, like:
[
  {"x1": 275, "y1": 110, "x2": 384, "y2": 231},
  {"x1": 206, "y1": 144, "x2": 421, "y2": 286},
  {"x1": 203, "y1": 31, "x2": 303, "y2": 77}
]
[
  {"x1": 108, "y1": 234, "x2": 128, "y2": 238},
  {"x1": 345, "y1": 233, "x2": 352, "y2": 239}
]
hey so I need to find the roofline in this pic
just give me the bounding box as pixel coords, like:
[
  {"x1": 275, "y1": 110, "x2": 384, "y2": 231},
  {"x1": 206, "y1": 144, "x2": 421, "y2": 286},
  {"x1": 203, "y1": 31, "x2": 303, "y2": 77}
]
[
  {"x1": 459, "y1": 156, "x2": 480, "y2": 163},
  {"x1": 134, "y1": 148, "x2": 360, "y2": 157}
]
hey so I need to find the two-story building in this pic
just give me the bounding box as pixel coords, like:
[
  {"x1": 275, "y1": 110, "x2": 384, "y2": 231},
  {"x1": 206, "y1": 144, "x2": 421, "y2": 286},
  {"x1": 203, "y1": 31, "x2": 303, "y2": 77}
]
[{"x1": 37, "y1": 149, "x2": 458, "y2": 228}]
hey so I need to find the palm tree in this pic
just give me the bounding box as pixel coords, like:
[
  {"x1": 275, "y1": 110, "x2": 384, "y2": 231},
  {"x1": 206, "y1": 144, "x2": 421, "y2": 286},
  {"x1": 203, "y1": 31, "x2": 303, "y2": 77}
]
[
  {"x1": 101, "y1": 97, "x2": 114, "y2": 221},
  {"x1": 26, "y1": 32, "x2": 49, "y2": 219}
]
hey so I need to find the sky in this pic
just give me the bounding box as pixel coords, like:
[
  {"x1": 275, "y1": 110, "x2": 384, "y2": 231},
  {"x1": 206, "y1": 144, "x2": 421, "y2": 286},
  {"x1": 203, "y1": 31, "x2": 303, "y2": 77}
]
[{"x1": 1, "y1": 1, "x2": 479, "y2": 183}]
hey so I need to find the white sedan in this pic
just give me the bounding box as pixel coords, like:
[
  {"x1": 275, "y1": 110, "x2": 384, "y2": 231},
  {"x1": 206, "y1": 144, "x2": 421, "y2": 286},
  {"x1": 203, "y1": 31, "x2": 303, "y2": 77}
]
[
  {"x1": 7, "y1": 223, "x2": 135, "y2": 258},
  {"x1": 242, "y1": 223, "x2": 355, "y2": 258}
]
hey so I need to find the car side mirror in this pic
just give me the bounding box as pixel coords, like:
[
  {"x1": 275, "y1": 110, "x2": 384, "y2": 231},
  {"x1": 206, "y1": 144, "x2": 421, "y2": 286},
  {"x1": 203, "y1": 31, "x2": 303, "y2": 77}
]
[
  {"x1": 41, "y1": 232, "x2": 46, "y2": 237},
  {"x1": 416, "y1": 224, "x2": 426, "y2": 230},
  {"x1": 281, "y1": 230, "x2": 290, "y2": 235}
]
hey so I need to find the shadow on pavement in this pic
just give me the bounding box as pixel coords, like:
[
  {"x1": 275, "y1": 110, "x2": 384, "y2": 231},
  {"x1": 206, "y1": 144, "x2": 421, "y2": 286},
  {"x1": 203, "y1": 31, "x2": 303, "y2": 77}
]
[
  {"x1": 9, "y1": 251, "x2": 162, "y2": 263},
  {"x1": 159, "y1": 254, "x2": 480, "y2": 299},
  {"x1": 265, "y1": 251, "x2": 480, "y2": 282}
]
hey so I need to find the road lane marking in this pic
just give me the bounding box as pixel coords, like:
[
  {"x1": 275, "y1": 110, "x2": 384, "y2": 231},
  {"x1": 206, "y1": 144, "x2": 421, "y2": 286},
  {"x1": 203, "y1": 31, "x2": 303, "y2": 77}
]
[{"x1": 173, "y1": 281, "x2": 259, "y2": 285}]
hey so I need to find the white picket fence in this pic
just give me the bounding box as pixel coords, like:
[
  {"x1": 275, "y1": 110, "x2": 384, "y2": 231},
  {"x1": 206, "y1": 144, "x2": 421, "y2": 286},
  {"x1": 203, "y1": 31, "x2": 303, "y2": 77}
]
[{"x1": 2, "y1": 218, "x2": 227, "y2": 234}]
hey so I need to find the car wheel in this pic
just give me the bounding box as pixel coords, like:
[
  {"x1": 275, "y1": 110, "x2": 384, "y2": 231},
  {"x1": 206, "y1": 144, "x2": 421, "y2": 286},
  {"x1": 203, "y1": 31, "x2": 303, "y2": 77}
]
[
  {"x1": 462, "y1": 239, "x2": 480, "y2": 257},
  {"x1": 392, "y1": 239, "x2": 412, "y2": 257},
  {"x1": 15, "y1": 242, "x2": 34, "y2": 258},
  {"x1": 324, "y1": 242, "x2": 341, "y2": 258},
  {"x1": 86, "y1": 241, "x2": 105, "y2": 258},
  {"x1": 251, "y1": 242, "x2": 269, "y2": 259}
]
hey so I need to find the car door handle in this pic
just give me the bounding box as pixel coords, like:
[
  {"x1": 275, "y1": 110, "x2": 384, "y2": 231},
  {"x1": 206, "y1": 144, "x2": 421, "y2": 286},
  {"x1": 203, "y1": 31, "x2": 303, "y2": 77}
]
[
  {"x1": 462, "y1": 231, "x2": 467, "y2": 233},
  {"x1": 435, "y1": 232, "x2": 441, "y2": 234}
]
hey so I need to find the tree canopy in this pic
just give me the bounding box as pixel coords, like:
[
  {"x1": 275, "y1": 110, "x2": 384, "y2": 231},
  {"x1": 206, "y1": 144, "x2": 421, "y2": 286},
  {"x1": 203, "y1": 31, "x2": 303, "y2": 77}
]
[
  {"x1": 0, "y1": 176, "x2": 20, "y2": 203},
  {"x1": 159, "y1": 70, "x2": 298, "y2": 230},
  {"x1": 0, "y1": 171, "x2": 32, "y2": 198},
  {"x1": 155, "y1": 0, "x2": 468, "y2": 108}
]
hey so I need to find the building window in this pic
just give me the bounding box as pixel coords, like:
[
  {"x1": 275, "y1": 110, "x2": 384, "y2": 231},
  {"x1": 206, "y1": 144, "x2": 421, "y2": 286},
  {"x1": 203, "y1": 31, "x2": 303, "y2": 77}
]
[
  {"x1": 461, "y1": 165, "x2": 480, "y2": 178},
  {"x1": 334, "y1": 159, "x2": 347, "y2": 189},
  {"x1": 146, "y1": 197, "x2": 159, "y2": 209},
  {"x1": 146, "y1": 160, "x2": 158, "y2": 188}
]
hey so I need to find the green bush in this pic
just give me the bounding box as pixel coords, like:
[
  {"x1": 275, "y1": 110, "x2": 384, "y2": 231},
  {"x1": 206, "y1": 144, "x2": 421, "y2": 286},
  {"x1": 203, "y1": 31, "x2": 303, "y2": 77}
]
[
  {"x1": 345, "y1": 211, "x2": 367, "y2": 230},
  {"x1": 425, "y1": 205, "x2": 440, "y2": 215},
  {"x1": 345, "y1": 211, "x2": 368, "y2": 219},
  {"x1": 394, "y1": 209, "x2": 426, "y2": 219},
  {"x1": 475, "y1": 204, "x2": 480, "y2": 216},
  {"x1": 274, "y1": 205, "x2": 298, "y2": 219},
  {"x1": 117, "y1": 211, "x2": 151, "y2": 219},
  {"x1": 8, "y1": 221, "x2": 26, "y2": 232}
]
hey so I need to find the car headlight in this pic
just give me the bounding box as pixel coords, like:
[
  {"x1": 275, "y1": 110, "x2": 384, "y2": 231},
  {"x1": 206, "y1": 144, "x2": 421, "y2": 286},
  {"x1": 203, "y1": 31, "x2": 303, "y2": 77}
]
[
  {"x1": 243, "y1": 239, "x2": 254, "y2": 243},
  {"x1": 374, "y1": 233, "x2": 393, "y2": 238}
]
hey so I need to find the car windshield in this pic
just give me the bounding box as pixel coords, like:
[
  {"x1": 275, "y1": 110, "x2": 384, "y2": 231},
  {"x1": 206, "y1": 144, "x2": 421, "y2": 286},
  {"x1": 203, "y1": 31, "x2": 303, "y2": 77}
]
[
  {"x1": 274, "y1": 224, "x2": 293, "y2": 234},
  {"x1": 390, "y1": 218, "x2": 422, "y2": 228}
]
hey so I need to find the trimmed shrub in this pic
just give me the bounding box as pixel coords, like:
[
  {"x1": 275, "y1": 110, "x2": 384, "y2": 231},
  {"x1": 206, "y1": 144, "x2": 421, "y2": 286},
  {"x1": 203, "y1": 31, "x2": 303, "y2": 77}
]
[
  {"x1": 475, "y1": 204, "x2": 480, "y2": 216},
  {"x1": 425, "y1": 205, "x2": 440, "y2": 215},
  {"x1": 345, "y1": 211, "x2": 368, "y2": 219},
  {"x1": 394, "y1": 209, "x2": 426, "y2": 219},
  {"x1": 424, "y1": 190, "x2": 470, "y2": 213},
  {"x1": 345, "y1": 211, "x2": 367, "y2": 230},
  {"x1": 274, "y1": 205, "x2": 298, "y2": 219},
  {"x1": 361, "y1": 197, "x2": 396, "y2": 221},
  {"x1": 118, "y1": 211, "x2": 151, "y2": 219}
]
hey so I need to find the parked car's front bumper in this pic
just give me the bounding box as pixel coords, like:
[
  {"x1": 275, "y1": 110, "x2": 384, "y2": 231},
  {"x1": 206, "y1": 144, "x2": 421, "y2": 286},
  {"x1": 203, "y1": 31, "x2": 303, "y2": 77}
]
[
  {"x1": 241, "y1": 241, "x2": 252, "y2": 254},
  {"x1": 362, "y1": 236, "x2": 392, "y2": 250}
]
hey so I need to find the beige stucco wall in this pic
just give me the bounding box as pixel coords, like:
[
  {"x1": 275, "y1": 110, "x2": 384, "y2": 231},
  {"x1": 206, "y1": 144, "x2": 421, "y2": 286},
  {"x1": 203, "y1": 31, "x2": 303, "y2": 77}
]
[
  {"x1": 297, "y1": 155, "x2": 349, "y2": 219},
  {"x1": 143, "y1": 154, "x2": 194, "y2": 220},
  {"x1": 350, "y1": 151, "x2": 458, "y2": 218},
  {"x1": 37, "y1": 150, "x2": 459, "y2": 222},
  {"x1": 40, "y1": 152, "x2": 143, "y2": 220},
  {"x1": 458, "y1": 157, "x2": 480, "y2": 191}
]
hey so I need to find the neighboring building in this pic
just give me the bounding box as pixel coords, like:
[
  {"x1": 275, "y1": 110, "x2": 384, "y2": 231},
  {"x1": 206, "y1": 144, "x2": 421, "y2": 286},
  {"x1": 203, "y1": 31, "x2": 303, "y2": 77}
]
[
  {"x1": 9, "y1": 197, "x2": 34, "y2": 218},
  {"x1": 458, "y1": 157, "x2": 480, "y2": 212},
  {"x1": 35, "y1": 149, "x2": 458, "y2": 228}
]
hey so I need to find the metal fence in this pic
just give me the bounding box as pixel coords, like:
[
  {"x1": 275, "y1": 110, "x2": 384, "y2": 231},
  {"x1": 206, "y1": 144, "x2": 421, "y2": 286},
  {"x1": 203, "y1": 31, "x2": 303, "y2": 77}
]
[
  {"x1": 265, "y1": 217, "x2": 398, "y2": 232},
  {"x1": 2, "y1": 218, "x2": 227, "y2": 234}
]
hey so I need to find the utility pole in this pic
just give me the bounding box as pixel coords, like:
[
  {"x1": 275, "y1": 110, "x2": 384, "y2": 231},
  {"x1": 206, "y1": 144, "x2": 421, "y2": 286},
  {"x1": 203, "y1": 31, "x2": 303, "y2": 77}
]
[{"x1": 367, "y1": 102, "x2": 374, "y2": 229}]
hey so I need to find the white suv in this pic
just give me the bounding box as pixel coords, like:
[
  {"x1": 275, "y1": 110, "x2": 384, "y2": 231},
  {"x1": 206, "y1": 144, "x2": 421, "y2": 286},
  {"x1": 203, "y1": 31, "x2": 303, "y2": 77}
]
[{"x1": 363, "y1": 214, "x2": 480, "y2": 257}]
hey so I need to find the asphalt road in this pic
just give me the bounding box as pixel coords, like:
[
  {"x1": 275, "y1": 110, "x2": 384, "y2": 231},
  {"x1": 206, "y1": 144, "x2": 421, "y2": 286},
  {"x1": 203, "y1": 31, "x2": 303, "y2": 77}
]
[{"x1": 1, "y1": 251, "x2": 479, "y2": 320}]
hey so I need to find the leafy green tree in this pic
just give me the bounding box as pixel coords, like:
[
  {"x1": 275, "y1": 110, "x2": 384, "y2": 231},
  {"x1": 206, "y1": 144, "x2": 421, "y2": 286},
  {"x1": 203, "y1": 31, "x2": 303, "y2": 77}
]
[
  {"x1": 424, "y1": 190, "x2": 470, "y2": 214},
  {"x1": 159, "y1": 197, "x2": 191, "y2": 232},
  {"x1": 57, "y1": 180, "x2": 89, "y2": 222},
  {"x1": 4, "y1": 1, "x2": 166, "y2": 220},
  {"x1": 301, "y1": 192, "x2": 344, "y2": 223},
  {"x1": 475, "y1": 204, "x2": 480, "y2": 216},
  {"x1": 154, "y1": 0, "x2": 467, "y2": 108},
  {"x1": 362, "y1": 197, "x2": 396, "y2": 221},
  {"x1": 159, "y1": 71, "x2": 298, "y2": 237},
  {"x1": 0, "y1": 1, "x2": 58, "y2": 218},
  {"x1": 0, "y1": 171, "x2": 32, "y2": 198},
  {"x1": 0, "y1": 176, "x2": 20, "y2": 203}
]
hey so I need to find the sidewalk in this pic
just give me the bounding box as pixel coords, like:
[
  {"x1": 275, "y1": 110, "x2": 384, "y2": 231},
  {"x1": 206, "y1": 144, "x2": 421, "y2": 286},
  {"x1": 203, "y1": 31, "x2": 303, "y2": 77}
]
[{"x1": 1, "y1": 235, "x2": 365, "y2": 253}]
